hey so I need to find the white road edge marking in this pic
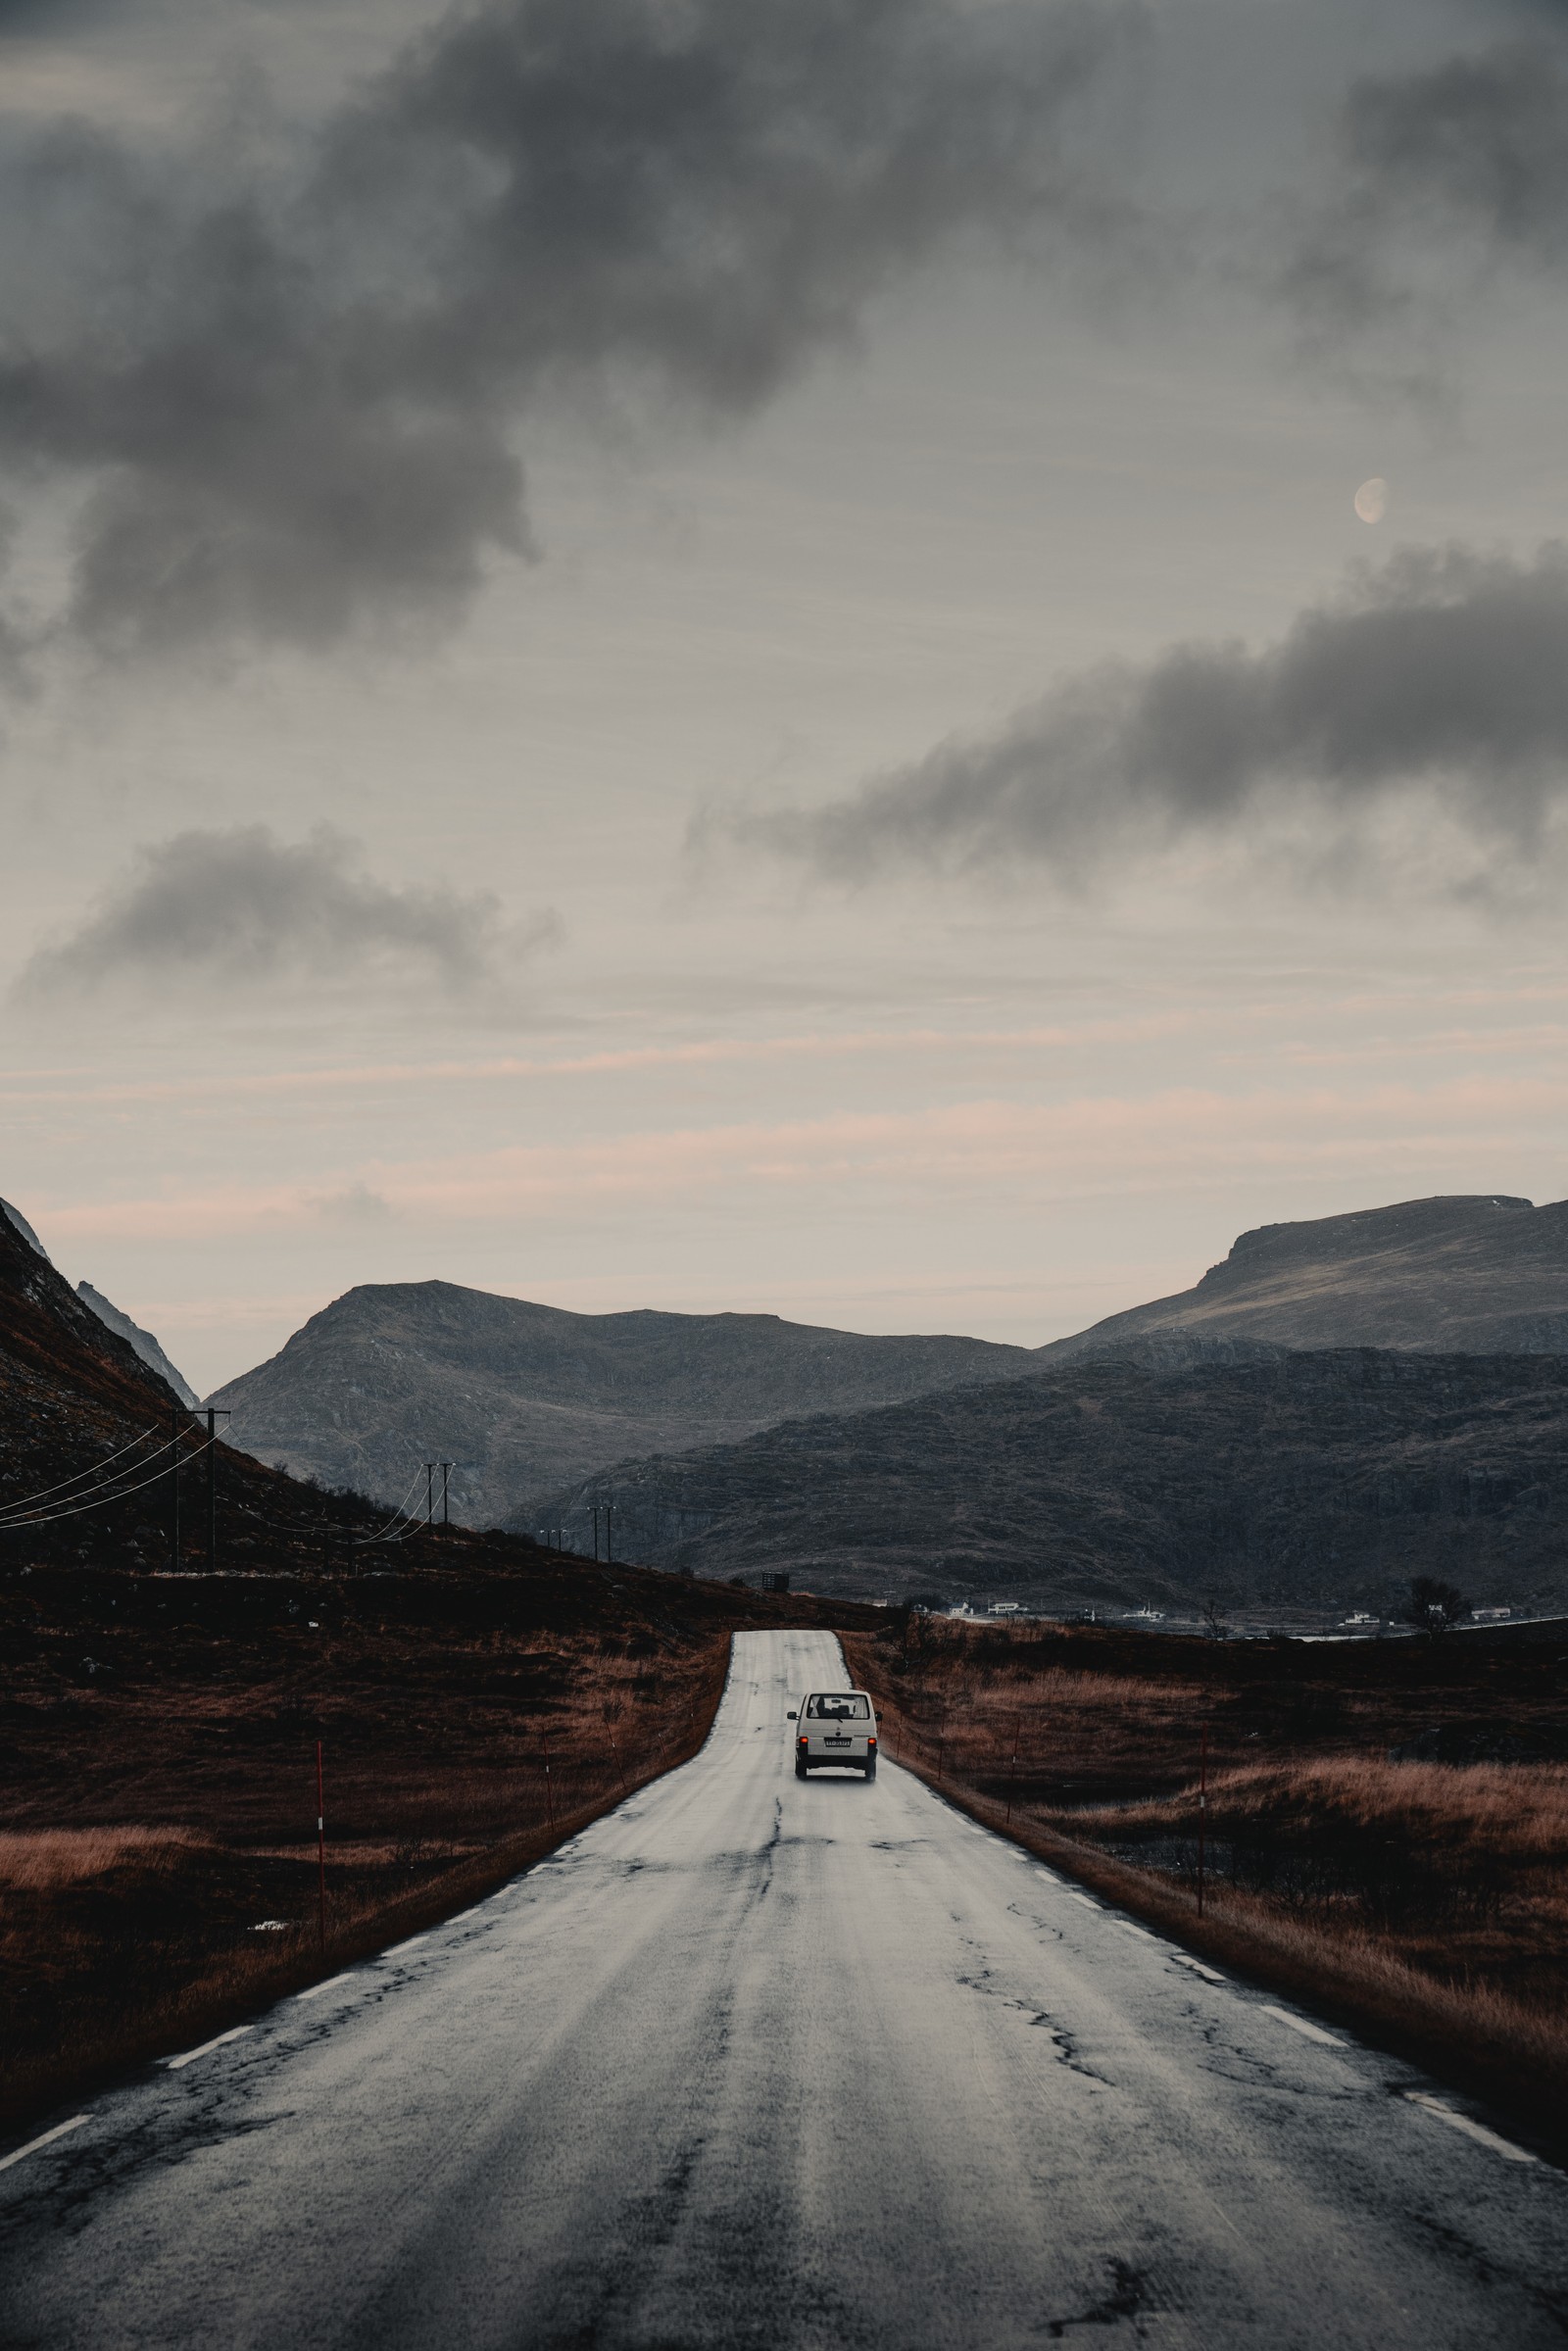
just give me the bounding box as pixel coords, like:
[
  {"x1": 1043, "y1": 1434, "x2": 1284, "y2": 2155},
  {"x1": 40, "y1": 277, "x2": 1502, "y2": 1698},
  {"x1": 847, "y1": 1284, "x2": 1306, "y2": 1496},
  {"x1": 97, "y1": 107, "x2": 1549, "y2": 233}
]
[
  {"x1": 447, "y1": 1906, "x2": 482, "y2": 1925},
  {"x1": 296, "y1": 1972, "x2": 358, "y2": 2002},
  {"x1": 0, "y1": 2115, "x2": 89, "y2": 2175},
  {"x1": 1406, "y1": 2091, "x2": 1538, "y2": 2164},
  {"x1": 1115, "y1": 1922, "x2": 1159, "y2": 1942},
  {"x1": 387, "y1": 1936, "x2": 428, "y2": 1958},
  {"x1": 1065, "y1": 1892, "x2": 1099, "y2": 1910},
  {"x1": 165, "y1": 2026, "x2": 253, "y2": 2071},
  {"x1": 1259, "y1": 2004, "x2": 1345, "y2": 2048},
  {"x1": 1172, "y1": 1954, "x2": 1226, "y2": 1984}
]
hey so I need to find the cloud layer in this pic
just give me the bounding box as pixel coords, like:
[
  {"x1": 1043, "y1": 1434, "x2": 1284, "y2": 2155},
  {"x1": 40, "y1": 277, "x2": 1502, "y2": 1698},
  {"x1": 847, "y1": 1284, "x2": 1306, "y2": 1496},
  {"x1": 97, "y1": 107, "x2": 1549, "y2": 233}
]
[
  {"x1": 1283, "y1": 34, "x2": 1568, "y2": 354},
  {"x1": 0, "y1": 0, "x2": 1129, "y2": 664},
  {"x1": 17, "y1": 824, "x2": 512, "y2": 994},
  {"x1": 738, "y1": 542, "x2": 1568, "y2": 882}
]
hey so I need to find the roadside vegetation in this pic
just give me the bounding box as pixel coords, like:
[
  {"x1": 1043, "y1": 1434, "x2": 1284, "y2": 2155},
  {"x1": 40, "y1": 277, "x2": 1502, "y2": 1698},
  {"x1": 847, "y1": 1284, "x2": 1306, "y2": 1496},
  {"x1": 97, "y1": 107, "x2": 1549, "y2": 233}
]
[
  {"x1": 0, "y1": 1554, "x2": 874, "y2": 2133},
  {"x1": 843, "y1": 1610, "x2": 1568, "y2": 2150}
]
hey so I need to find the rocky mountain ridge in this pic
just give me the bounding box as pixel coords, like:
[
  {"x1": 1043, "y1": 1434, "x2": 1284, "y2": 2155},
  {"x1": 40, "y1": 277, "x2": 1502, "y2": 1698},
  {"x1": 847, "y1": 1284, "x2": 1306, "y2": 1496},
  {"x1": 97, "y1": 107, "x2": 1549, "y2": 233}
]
[
  {"x1": 1041, "y1": 1194, "x2": 1568, "y2": 1364},
  {"x1": 207, "y1": 1281, "x2": 1034, "y2": 1523}
]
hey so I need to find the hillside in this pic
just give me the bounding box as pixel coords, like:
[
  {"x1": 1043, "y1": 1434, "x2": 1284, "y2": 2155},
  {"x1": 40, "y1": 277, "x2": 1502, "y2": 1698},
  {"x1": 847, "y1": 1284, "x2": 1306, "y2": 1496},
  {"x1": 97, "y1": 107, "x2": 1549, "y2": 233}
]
[
  {"x1": 538, "y1": 1347, "x2": 1568, "y2": 1618},
  {"x1": 1039, "y1": 1194, "x2": 1568, "y2": 1364},
  {"x1": 0, "y1": 1199, "x2": 378, "y2": 1572},
  {"x1": 76, "y1": 1282, "x2": 199, "y2": 1408},
  {"x1": 208, "y1": 1283, "x2": 1033, "y2": 1523}
]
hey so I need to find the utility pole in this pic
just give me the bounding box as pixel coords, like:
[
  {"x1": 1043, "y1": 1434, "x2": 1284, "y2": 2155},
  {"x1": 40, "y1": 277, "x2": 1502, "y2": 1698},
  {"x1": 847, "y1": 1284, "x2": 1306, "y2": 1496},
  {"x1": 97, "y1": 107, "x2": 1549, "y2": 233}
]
[
  {"x1": 170, "y1": 1404, "x2": 181, "y2": 1567},
  {"x1": 205, "y1": 1406, "x2": 230, "y2": 1573},
  {"x1": 605, "y1": 1501, "x2": 614, "y2": 1567},
  {"x1": 425, "y1": 1463, "x2": 434, "y2": 1528},
  {"x1": 590, "y1": 1504, "x2": 600, "y2": 1561},
  {"x1": 441, "y1": 1463, "x2": 451, "y2": 1527}
]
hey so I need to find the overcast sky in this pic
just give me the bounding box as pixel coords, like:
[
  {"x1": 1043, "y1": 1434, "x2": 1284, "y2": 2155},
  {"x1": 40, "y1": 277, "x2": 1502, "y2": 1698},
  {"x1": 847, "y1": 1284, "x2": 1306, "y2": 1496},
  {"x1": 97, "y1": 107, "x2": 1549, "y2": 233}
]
[{"x1": 3, "y1": 0, "x2": 1567, "y2": 1394}]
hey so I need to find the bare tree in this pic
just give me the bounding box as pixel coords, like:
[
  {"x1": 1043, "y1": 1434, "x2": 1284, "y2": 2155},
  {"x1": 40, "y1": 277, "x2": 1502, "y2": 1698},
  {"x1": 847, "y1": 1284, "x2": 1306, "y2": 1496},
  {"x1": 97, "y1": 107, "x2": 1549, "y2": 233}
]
[
  {"x1": 1404, "y1": 1575, "x2": 1471, "y2": 1637},
  {"x1": 1200, "y1": 1598, "x2": 1230, "y2": 1641}
]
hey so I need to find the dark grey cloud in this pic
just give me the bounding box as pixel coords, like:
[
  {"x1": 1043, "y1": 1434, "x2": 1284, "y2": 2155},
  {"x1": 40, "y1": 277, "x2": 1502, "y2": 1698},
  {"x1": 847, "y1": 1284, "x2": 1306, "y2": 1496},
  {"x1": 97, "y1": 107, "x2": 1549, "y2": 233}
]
[
  {"x1": 1282, "y1": 34, "x2": 1568, "y2": 350},
  {"x1": 737, "y1": 542, "x2": 1568, "y2": 882},
  {"x1": 0, "y1": 0, "x2": 1132, "y2": 663},
  {"x1": 16, "y1": 823, "x2": 520, "y2": 993}
]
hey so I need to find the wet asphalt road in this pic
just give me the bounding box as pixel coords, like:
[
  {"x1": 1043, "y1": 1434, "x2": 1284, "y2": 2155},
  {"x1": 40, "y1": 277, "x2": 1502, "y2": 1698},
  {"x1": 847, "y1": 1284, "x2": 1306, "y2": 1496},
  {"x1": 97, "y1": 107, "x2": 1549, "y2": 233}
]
[{"x1": 2, "y1": 1627, "x2": 1564, "y2": 2349}]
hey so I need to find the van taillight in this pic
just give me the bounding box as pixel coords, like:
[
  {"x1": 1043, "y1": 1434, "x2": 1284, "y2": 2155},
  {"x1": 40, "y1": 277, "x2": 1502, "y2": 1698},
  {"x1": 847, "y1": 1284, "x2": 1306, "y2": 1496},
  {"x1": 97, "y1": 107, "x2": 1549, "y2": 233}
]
[
  {"x1": 798, "y1": 1735, "x2": 808, "y2": 1747},
  {"x1": 867, "y1": 1737, "x2": 877, "y2": 1749}
]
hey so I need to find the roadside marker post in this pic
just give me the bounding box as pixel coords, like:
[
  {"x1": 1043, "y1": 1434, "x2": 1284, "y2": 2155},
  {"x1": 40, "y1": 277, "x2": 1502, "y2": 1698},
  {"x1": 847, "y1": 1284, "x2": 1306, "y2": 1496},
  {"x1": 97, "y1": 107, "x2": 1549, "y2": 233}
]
[
  {"x1": 1197, "y1": 1725, "x2": 1209, "y2": 1920},
  {"x1": 316, "y1": 1740, "x2": 326, "y2": 1953},
  {"x1": 1005, "y1": 1714, "x2": 1021, "y2": 1824}
]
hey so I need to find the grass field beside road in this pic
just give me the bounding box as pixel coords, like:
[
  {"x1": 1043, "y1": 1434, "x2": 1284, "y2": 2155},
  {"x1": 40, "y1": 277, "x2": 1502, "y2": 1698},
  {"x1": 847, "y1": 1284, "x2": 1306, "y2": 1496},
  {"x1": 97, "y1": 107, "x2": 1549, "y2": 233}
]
[
  {"x1": 844, "y1": 1614, "x2": 1568, "y2": 2152},
  {"x1": 0, "y1": 1553, "x2": 874, "y2": 2134}
]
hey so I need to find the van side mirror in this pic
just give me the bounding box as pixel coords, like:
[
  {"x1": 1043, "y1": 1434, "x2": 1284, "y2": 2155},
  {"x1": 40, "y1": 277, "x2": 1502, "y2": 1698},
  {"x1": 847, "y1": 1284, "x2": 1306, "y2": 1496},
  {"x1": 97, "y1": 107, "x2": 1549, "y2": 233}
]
[{"x1": 787, "y1": 1710, "x2": 797, "y2": 1720}]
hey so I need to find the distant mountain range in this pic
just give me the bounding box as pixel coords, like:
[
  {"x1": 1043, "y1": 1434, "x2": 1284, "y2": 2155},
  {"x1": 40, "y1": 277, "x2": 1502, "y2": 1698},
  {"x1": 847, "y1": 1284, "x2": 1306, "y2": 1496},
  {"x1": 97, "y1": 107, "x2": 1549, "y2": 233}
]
[
  {"x1": 207, "y1": 1285, "x2": 1032, "y2": 1525},
  {"x1": 208, "y1": 1195, "x2": 1568, "y2": 1543},
  {"x1": 8, "y1": 1185, "x2": 1567, "y2": 1613},
  {"x1": 537, "y1": 1346, "x2": 1568, "y2": 1616}
]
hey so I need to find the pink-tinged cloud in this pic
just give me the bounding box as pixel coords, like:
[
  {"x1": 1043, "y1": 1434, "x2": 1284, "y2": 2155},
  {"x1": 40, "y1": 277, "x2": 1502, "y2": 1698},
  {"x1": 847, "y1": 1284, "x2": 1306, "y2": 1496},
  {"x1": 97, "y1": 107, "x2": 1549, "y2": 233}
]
[{"x1": 33, "y1": 1073, "x2": 1568, "y2": 1244}]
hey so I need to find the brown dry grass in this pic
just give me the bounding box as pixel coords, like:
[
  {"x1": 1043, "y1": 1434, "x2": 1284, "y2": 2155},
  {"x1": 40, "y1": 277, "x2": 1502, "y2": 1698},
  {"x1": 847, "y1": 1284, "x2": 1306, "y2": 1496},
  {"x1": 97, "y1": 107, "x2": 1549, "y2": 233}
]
[
  {"x1": 845, "y1": 1619, "x2": 1568, "y2": 2154},
  {"x1": 0, "y1": 1827, "x2": 212, "y2": 1892},
  {"x1": 0, "y1": 1566, "x2": 751, "y2": 2134},
  {"x1": 1104, "y1": 1756, "x2": 1568, "y2": 1857}
]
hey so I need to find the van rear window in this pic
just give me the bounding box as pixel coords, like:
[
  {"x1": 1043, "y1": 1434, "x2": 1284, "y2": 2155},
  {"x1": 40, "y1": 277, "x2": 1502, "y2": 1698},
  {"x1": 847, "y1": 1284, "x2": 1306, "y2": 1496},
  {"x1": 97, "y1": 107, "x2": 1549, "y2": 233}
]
[{"x1": 806, "y1": 1694, "x2": 869, "y2": 1719}]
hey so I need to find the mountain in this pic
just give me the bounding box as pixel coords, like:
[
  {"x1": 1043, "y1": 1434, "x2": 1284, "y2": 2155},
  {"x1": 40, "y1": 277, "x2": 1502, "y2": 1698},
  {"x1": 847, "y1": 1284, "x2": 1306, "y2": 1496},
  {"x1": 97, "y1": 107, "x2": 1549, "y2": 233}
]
[
  {"x1": 208, "y1": 1283, "x2": 1034, "y2": 1525},
  {"x1": 539, "y1": 1347, "x2": 1568, "y2": 1617},
  {"x1": 1038, "y1": 1195, "x2": 1568, "y2": 1364},
  {"x1": 3, "y1": 1195, "x2": 200, "y2": 1407},
  {"x1": 76, "y1": 1283, "x2": 199, "y2": 1408},
  {"x1": 1, "y1": 1199, "x2": 52, "y2": 1264},
  {"x1": 0, "y1": 1200, "x2": 495, "y2": 1574},
  {"x1": 0, "y1": 1204, "x2": 222, "y2": 1568}
]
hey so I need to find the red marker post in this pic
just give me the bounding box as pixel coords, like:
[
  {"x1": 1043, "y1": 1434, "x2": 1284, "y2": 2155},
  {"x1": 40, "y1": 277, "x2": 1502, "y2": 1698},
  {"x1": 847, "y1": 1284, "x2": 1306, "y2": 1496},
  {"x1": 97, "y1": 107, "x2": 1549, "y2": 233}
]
[
  {"x1": 316, "y1": 1739, "x2": 326, "y2": 1952},
  {"x1": 1197, "y1": 1724, "x2": 1208, "y2": 1920}
]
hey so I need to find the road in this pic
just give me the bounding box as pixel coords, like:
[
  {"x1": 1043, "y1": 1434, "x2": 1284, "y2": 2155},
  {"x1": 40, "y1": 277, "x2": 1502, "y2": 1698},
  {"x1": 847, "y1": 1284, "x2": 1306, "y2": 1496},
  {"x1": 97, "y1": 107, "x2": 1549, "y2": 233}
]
[{"x1": 2, "y1": 1628, "x2": 1564, "y2": 2348}]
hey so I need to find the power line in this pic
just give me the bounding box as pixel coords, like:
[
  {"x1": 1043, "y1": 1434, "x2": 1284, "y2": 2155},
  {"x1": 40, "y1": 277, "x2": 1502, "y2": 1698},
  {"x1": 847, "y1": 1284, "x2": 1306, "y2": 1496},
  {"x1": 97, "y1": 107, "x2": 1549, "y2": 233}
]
[
  {"x1": 0, "y1": 1422, "x2": 167, "y2": 1519},
  {"x1": 351, "y1": 1466, "x2": 432, "y2": 1548},
  {"x1": 0, "y1": 1445, "x2": 195, "y2": 1529}
]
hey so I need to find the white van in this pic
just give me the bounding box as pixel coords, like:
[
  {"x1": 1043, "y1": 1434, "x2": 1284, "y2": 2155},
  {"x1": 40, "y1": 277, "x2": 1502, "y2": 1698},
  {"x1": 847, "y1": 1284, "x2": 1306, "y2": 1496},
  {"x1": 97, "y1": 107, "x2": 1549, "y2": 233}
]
[{"x1": 789, "y1": 1690, "x2": 878, "y2": 1780}]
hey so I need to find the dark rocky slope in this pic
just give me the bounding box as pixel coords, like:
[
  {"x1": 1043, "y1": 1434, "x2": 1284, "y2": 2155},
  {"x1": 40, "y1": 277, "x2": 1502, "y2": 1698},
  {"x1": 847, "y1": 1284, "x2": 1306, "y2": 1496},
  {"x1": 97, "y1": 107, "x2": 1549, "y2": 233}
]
[
  {"x1": 540, "y1": 1347, "x2": 1568, "y2": 1617},
  {"x1": 1039, "y1": 1194, "x2": 1568, "y2": 1364},
  {"x1": 76, "y1": 1282, "x2": 198, "y2": 1408},
  {"x1": 0, "y1": 1205, "x2": 440, "y2": 1573},
  {"x1": 208, "y1": 1283, "x2": 1033, "y2": 1523}
]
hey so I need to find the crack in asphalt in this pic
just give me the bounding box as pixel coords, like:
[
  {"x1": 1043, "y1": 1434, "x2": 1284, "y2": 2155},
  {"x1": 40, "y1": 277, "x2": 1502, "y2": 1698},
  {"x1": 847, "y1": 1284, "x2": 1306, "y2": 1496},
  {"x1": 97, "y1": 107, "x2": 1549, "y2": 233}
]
[
  {"x1": 953, "y1": 1961, "x2": 1113, "y2": 2086},
  {"x1": 1024, "y1": 2010, "x2": 1113, "y2": 2085}
]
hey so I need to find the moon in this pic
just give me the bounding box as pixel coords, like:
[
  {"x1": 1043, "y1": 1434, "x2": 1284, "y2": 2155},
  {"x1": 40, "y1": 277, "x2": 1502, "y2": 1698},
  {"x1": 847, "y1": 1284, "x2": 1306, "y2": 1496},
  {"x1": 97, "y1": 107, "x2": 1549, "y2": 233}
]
[{"x1": 1353, "y1": 476, "x2": 1389, "y2": 523}]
